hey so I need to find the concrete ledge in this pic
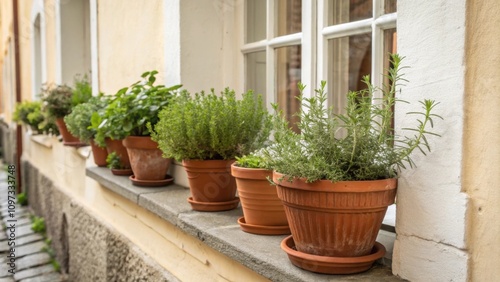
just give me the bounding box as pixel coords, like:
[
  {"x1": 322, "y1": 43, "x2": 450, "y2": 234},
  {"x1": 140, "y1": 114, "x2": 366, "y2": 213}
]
[{"x1": 86, "y1": 166, "x2": 401, "y2": 282}]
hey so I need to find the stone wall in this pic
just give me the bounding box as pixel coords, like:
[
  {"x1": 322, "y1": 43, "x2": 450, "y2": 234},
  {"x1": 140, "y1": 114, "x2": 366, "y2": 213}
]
[
  {"x1": 22, "y1": 160, "x2": 179, "y2": 281},
  {"x1": 0, "y1": 123, "x2": 16, "y2": 165}
]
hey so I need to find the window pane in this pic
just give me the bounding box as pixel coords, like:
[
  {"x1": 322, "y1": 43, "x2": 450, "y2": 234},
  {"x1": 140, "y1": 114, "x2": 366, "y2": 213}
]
[
  {"x1": 276, "y1": 0, "x2": 302, "y2": 37},
  {"x1": 385, "y1": 0, "x2": 397, "y2": 14},
  {"x1": 329, "y1": 0, "x2": 372, "y2": 25},
  {"x1": 246, "y1": 51, "x2": 267, "y2": 101},
  {"x1": 276, "y1": 45, "x2": 301, "y2": 132},
  {"x1": 246, "y1": 0, "x2": 266, "y2": 43},
  {"x1": 328, "y1": 33, "x2": 372, "y2": 114}
]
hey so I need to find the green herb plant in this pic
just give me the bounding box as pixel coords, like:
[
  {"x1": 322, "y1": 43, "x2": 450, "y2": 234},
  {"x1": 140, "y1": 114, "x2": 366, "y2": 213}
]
[
  {"x1": 151, "y1": 88, "x2": 271, "y2": 161},
  {"x1": 40, "y1": 75, "x2": 92, "y2": 119},
  {"x1": 106, "y1": 152, "x2": 129, "y2": 170},
  {"x1": 95, "y1": 71, "x2": 181, "y2": 144},
  {"x1": 64, "y1": 95, "x2": 108, "y2": 143},
  {"x1": 13, "y1": 100, "x2": 59, "y2": 135},
  {"x1": 235, "y1": 149, "x2": 271, "y2": 169},
  {"x1": 267, "y1": 54, "x2": 442, "y2": 183}
]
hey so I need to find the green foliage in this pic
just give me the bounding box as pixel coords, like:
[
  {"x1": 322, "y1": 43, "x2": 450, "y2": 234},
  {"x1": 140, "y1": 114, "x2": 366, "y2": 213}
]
[
  {"x1": 17, "y1": 192, "x2": 27, "y2": 206},
  {"x1": 71, "y1": 74, "x2": 92, "y2": 107},
  {"x1": 235, "y1": 149, "x2": 270, "y2": 169},
  {"x1": 13, "y1": 101, "x2": 43, "y2": 130},
  {"x1": 40, "y1": 84, "x2": 74, "y2": 118},
  {"x1": 106, "y1": 152, "x2": 128, "y2": 169},
  {"x1": 31, "y1": 216, "x2": 46, "y2": 234},
  {"x1": 151, "y1": 88, "x2": 271, "y2": 161},
  {"x1": 64, "y1": 95, "x2": 108, "y2": 143},
  {"x1": 96, "y1": 71, "x2": 181, "y2": 141},
  {"x1": 266, "y1": 54, "x2": 442, "y2": 182}
]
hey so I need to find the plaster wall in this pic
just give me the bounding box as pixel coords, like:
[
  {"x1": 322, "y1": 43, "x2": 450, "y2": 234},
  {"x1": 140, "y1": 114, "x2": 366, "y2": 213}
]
[
  {"x1": 98, "y1": 0, "x2": 166, "y2": 94},
  {"x1": 463, "y1": 0, "x2": 500, "y2": 281},
  {"x1": 393, "y1": 1, "x2": 469, "y2": 281}
]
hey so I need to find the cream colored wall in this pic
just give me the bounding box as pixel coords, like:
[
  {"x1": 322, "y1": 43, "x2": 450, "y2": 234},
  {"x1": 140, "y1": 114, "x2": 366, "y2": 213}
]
[
  {"x1": 97, "y1": 0, "x2": 165, "y2": 94},
  {"x1": 464, "y1": 0, "x2": 500, "y2": 281},
  {"x1": 18, "y1": 0, "x2": 34, "y2": 101}
]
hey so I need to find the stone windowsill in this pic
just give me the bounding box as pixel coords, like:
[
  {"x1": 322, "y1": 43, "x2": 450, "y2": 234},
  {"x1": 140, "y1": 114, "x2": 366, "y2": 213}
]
[{"x1": 86, "y1": 167, "x2": 400, "y2": 282}]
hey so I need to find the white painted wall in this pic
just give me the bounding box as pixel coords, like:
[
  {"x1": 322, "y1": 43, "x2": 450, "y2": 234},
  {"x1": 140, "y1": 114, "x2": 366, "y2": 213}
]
[{"x1": 393, "y1": 1, "x2": 469, "y2": 281}]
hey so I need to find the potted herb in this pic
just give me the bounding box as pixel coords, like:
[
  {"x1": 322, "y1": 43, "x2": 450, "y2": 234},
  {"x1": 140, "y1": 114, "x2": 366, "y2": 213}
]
[
  {"x1": 13, "y1": 100, "x2": 59, "y2": 135},
  {"x1": 268, "y1": 54, "x2": 442, "y2": 274},
  {"x1": 101, "y1": 70, "x2": 181, "y2": 186},
  {"x1": 64, "y1": 95, "x2": 109, "y2": 166},
  {"x1": 231, "y1": 150, "x2": 289, "y2": 235},
  {"x1": 40, "y1": 75, "x2": 92, "y2": 146},
  {"x1": 106, "y1": 152, "x2": 132, "y2": 176},
  {"x1": 151, "y1": 88, "x2": 271, "y2": 211}
]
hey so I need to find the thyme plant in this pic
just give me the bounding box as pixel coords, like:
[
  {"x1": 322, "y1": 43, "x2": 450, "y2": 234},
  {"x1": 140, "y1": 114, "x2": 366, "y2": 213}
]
[
  {"x1": 267, "y1": 54, "x2": 442, "y2": 182},
  {"x1": 151, "y1": 88, "x2": 271, "y2": 161}
]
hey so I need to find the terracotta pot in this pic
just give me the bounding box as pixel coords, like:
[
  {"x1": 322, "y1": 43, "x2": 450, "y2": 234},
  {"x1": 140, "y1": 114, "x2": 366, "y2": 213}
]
[
  {"x1": 104, "y1": 138, "x2": 131, "y2": 168},
  {"x1": 90, "y1": 140, "x2": 107, "y2": 167},
  {"x1": 183, "y1": 160, "x2": 238, "y2": 210},
  {"x1": 231, "y1": 164, "x2": 289, "y2": 232},
  {"x1": 111, "y1": 168, "x2": 133, "y2": 176},
  {"x1": 123, "y1": 136, "x2": 171, "y2": 181},
  {"x1": 273, "y1": 171, "x2": 397, "y2": 257},
  {"x1": 55, "y1": 118, "x2": 86, "y2": 146}
]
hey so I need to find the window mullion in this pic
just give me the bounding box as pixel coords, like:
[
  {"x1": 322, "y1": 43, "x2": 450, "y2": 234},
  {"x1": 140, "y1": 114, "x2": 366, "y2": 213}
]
[
  {"x1": 301, "y1": 0, "x2": 316, "y2": 99},
  {"x1": 266, "y1": 0, "x2": 276, "y2": 111}
]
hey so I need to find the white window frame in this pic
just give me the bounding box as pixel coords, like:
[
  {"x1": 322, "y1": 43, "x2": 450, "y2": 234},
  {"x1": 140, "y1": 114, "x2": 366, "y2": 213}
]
[
  {"x1": 30, "y1": 0, "x2": 47, "y2": 100},
  {"x1": 241, "y1": 0, "x2": 397, "y2": 108}
]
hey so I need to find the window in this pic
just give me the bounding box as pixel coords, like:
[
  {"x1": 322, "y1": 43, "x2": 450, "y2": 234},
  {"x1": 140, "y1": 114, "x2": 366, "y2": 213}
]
[{"x1": 243, "y1": 0, "x2": 397, "y2": 117}]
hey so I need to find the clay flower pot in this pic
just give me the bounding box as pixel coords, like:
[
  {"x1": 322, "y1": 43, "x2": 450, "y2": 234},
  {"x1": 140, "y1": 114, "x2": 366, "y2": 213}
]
[
  {"x1": 104, "y1": 138, "x2": 131, "y2": 169},
  {"x1": 55, "y1": 118, "x2": 86, "y2": 147},
  {"x1": 273, "y1": 171, "x2": 397, "y2": 274},
  {"x1": 183, "y1": 159, "x2": 239, "y2": 212},
  {"x1": 123, "y1": 136, "x2": 173, "y2": 187},
  {"x1": 231, "y1": 164, "x2": 289, "y2": 235},
  {"x1": 90, "y1": 139, "x2": 107, "y2": 167}
]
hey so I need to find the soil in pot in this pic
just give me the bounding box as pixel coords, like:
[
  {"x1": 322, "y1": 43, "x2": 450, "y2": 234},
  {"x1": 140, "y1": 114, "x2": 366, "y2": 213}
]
[
  {"x1": 55, "y1": 118, "x2": 86, "y2": 147},
  {"x1": 231, "y1": 164, "x2": 290, "y2": 235},
  {"x1": 123, "y1": 136, "x2": 172, "y2": 182},
  {"x1": 182, "y1": 159, "x2": 239, "y2": 211},
  {"x1": 273, "y1": 171, "x2": 396, "y2": 258}
]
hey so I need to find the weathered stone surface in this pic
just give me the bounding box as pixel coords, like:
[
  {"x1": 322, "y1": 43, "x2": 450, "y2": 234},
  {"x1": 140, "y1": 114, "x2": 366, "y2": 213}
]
[
  {"x1": 15, "y1": 234, "x2": 44, "y2": 247},
  {"x1": 18, "y1": 272, "x2": 62, "y2": 282},
  {"x1": 14, "y1": 218, "x2": 32, "y2": 228},
  {"x1": 13, "y1": 264, "x2": 54, "y2": 281},
  {"x1": 16, "y1": 252, "x2": 51, "y2": 271},
  {"x1": 0, "y1": 241, "x2": 9, "y2": 252},
  {"x1": 0, "y1": 232, "x2": 7, "y2": 241},
  {"x1": 14, "y1": 225, "x2": 35, "y2": 239},
  {"x1": 14, "y1": 241, "x2": 45, "y2": 258},
  {"x1": 0, "y1": 277, "x2": 14, "y2": 282}
]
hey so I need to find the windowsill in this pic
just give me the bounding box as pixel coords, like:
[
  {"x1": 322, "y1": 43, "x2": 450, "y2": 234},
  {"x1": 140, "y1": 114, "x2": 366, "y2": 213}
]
[
  {"x1": 86, "y1": 166, "x2": 399, "y2": 281},
  {"x1": 30, "y1": 134, "x2": 54, "y2": 148}
]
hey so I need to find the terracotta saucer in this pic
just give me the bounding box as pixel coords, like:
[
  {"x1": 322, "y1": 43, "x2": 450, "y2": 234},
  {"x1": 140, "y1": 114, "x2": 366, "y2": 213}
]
[
  {"x1": 129, "y1": 175, "x2": 174, "y2": 187},
  {"x1": 187, "y1": 197, "x2": 240, "y2": 212},
  {"x1": 281, "y1": 236, "x2": 386, "y2": 275},
  {"x1": 63, "y1": 141, "x2": 87, "y2": 147},
  {"x1": 237, "y1": 217, "x2": 291, "y2": 235},
  {"x1": 111, "y1": 168, "x2": 133, "y2": 176}
]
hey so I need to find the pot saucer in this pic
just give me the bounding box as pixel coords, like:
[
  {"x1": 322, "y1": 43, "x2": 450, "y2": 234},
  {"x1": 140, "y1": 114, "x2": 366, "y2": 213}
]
[
  {"x1": 281, "y1": 236, "x2": 386, "y2": 274},
  {"x1": 129, "y1": 175, "x2": 174, "y2": 187},
  {"x1": 111, "y1": 168, "x2": 133, "y2": 176},
  {"x1": 237, "y1": 217, "x2": 291, "y2": 235},
  {"x1": 187, "y1": 197, "x2": 240, "y2": 212}
]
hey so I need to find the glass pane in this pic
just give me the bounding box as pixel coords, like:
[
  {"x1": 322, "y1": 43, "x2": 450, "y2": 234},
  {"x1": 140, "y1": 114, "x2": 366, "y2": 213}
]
[
  {"x1": 276, "y1": 45, "x2": 301, "y2": 132},
  {"x1": 383, "y1": 29, "x2": 397, "y2": 130},
  {"x1": 385, "y1": 0, "x2": 397, "y2": 14},
  {"x1": 328, "y1": 33, "x2": 372, "y2": 114},
  {"x1": 246, "y1": 0, "x2": 266, "y2": 43},
  {"x1": 329, "y1": 0, "x2": 372, "y2": 25},
  {"x1": 246, "y1": 51, "x2": 267, "y2": 101},
  {"x1": 276, "y1": 0, "x2": 302, "y2": 37}
]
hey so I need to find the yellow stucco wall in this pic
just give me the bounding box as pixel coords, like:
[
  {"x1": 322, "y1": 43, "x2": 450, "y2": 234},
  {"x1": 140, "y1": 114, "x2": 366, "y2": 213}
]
[
  {"x1": 97, "y1": 0, "x2": 165, "y2": 94},
  {"x1": 464, "y1": 0, "x2": 500, "y2": 281}
]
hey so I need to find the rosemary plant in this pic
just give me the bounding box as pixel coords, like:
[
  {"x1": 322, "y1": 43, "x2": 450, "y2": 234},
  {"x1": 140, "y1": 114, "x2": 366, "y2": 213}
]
[{"x1": 267, "y1": 54, "x2": 442, "y2": 182}]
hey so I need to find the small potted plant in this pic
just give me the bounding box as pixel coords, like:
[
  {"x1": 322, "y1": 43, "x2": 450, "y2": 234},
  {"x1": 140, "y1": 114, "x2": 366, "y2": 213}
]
[
  {"x1": 40, "y1": 75, "x2": 92, "y2": 146},
  {"x1": 13, "y1": 100, "x2": 59, "y2": 135},
  {"x1": 64, "y1": 95, "x2": 109, "y2": 166},
  {"x1": 268, "y1": 54, "x2": 442, "y2": 274},
  {"x1": 106, "y1": 152, "x2": 132, "y2": 176},
  {"x1": 101, "y1": 70, "x2": 181, "y2": 186},
  {"x1": 231, "y1": 149, "x2": 289, "y2": 235},
  {"x1": 151, "y1": 88, "x2": 271, "y2": 211}
]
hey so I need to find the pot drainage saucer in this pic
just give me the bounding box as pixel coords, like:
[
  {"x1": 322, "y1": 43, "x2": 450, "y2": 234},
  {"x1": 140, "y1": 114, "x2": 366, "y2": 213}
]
[
  {"x1": 281, "y1": 236, "x2": 386, "y2": 274},
  {"x1": 237, "y1": 217, "x2": 290, "y2": 235},
  {"x1": 187, "y1": 197, "x2": 240, "y2": 212},
  {"x1": 111, "y1": 168, "x2": 133, "y2": 176},
  {"x1": 129, "y1": 175, "x2": 174, "y2": 187}
]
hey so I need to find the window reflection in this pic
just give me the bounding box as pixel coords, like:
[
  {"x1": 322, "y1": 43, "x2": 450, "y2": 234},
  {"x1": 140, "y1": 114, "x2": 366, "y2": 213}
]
[{"x1": 276, "y1": 45, "x2": 301, "y2": 132}]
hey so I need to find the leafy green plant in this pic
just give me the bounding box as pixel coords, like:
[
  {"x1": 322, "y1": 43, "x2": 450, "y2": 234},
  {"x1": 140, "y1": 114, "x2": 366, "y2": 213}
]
[
  {"x1": 64, "y1": 95, "x2": 108, "y2": 143},
  {"x1": 266, "y1": 54, "x2": 442, "y2": 182},
  {"x1": 106, "y1": 152, "x2": 129, "y2": 169},
  {"x1": 13, "y1": 101, "x2": 44, "y2": 131},
  {"x1": 72, "y1": 74, "x2": 92, "y2": 107},
  {"x1": 17, "y1": 192, "x2": 27, "y2": 206},
  {"x1": 40, "y1": 75, "x2": 92, "y2": 119},
  {"x1": 31, "y1": 216, "x2": 46, "y2": 233},
  {"x1": 95, "y1": 71, "x2": 181, "y2": 142},
  {"x1": 235, "y1": 149, "x2": 270, "y2": 169},
  {"x1": 151, "y1": 88, "x2": 271, "y2": 161}
]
